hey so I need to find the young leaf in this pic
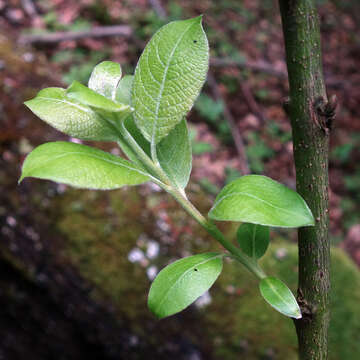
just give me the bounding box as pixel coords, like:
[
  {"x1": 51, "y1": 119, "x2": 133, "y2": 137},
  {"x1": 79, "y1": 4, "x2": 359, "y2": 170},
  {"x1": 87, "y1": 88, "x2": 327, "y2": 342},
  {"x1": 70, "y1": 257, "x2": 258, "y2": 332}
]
[
  {"x1": 20, "y1": 141, "x2": 149, "y2": 189},
  {"x1": 148, "y1": 253, "x2": 223, "y2": 319},
  {"x1": 237, "y1": 223, "x2": 269, "y2": 259},
  {"x1": 116, "y1": 75, "x2": 134, "y2": 105},
  {"x1": 88, "y1": 61, "x2": 122, "y2": 100},
  {"x1": 25, "y1": 88, "x2": 118, "y2": 141},
  {"x1": 123, "y1": 116, "x2": 151, "y2": 157},
  {"x1": 120, "y1": 115, "x2": 192, "y2": 190},
  {"x1": 259, "y1": 277, "x2": 302, "y2": 319},
  {"x1": 132, "y1": 16, "x2": 209, "y2": 145},
  {"x1": 67, "y1": 81, "x2": 131, "y2": 114},
  {"x1": 157, "y1": 118, "x2": 192, "y2": 189},
  {"x1": 208, "y1": 175, "x2": 315, "y2": 228}
]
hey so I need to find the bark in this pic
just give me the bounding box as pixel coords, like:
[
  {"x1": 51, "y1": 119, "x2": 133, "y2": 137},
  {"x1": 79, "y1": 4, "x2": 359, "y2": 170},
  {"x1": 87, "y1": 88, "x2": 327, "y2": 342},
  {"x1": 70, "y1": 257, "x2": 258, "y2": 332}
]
[{"x1": 278, "y1": 1, "x2": 333, "y2": 359}]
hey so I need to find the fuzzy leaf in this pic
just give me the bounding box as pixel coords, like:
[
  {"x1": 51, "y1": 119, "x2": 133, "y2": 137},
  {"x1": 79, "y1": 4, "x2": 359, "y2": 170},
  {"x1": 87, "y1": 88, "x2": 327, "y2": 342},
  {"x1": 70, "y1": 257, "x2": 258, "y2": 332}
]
[
  {"x1": 67, "y1": 80, "x2": 131, "y2": 114},
  {"x1": 157, "y1": 118, "x2": 192, "y2": 189},
  {"x1": 208, "y1": 175, "x2": 315, "y2": 228},
  {"x1": 116, "y1": 75, "x2": 134, "y2": 105},
  {"x1": 132, "y1": 16, "x2": 209, "y2": 145},
  {"x1": 148, "y1": 253, "x2": 223, "y2": 319},
  {"x1": 88, "y1": 61, "x2": 122, "y2": 100},
  {"x1": 237, "y1": 223, "x2": 269, "y2": 259},
  {"x1": 119, "y1": 117, "x2": 192, "y2": 188},
  {"x1": 259, "y1": 277, "x2": 302, "y2": 319},
  {"x1": 20, "y1": 141, "x2": 149, "y2": 189},
  {"x1": 25, "y1": 88, "x2": 118, "y2": 141}
]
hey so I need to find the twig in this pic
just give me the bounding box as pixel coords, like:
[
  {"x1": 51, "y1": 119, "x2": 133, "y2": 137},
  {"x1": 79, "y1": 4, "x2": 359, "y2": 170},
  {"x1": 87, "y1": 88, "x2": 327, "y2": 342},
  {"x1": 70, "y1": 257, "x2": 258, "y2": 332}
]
[
  {"x1": 21, "y1": 0, "x2": 38, "y2": 17},
  {"x1": 207, "y1": 73, "x2": 250, "y2": 175},
  {"x1": 148, "y1": 0, "x2": 167, "y2": 19},
  {"x1": 238, "y1": 79, "x2": 266, "y2": 125},
  {"x1": 211, "y1": 57, "x2": 287, "y2": 78},
  {"x1": 211, "y1": 57, "x2": 350, "y2": 88},
  {"x1": 18, "y1": 25, "x2": 133, "y2": 45}
]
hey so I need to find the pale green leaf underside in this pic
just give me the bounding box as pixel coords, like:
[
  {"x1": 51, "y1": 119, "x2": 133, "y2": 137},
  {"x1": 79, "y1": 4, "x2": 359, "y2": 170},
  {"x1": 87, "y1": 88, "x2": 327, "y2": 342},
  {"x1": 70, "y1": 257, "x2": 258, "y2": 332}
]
[
  {"x1": 157, "y1": 118, "x2": 192, "y2": 189},
  {"x1": 114, "y1": 115, "x2": 151, "y2": 169},
  {"x1": 25, "y1": 87, "x2": 118, "y2": 142},
  {"x1": 119, "y1": 116, "x2": 192, "y2": 188},
  {"x1": 88, "y1": 61, "x2": 122, "y2": 100},
  {"x1": 67, "y1": 80, "x2": 131, "y2": 114},
  {"x1": 209, "y1": 175, "x2": 315, "y2": 228},
  {"x1": 132, "y1": 16, "x2": 209, "y2": 145},
  {"x1": 237, "y1": 223, "x2": 269, "y2": 259},
  {"x1": 116, "y1": 75, "x2": 134, "y2": 105},
  {"x1": 259, "y1": 277, "x2": 302, "y2": 319},
  {"x1": 20, "y1": 141, "x2": 149, "y2": 189},
  {"x1": 148, "y1": 253, "x2": 223, "y2": 319},
  {"x1": 123, "y1": 116, "x2": 151, "y2": 157}
]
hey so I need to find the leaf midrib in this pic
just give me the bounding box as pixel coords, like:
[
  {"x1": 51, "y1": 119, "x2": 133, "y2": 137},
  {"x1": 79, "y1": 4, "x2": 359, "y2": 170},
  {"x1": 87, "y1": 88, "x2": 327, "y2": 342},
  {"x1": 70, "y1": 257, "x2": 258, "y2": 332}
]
[
  {"x1": 36, "y1": 96, "x2": 93, "y2": 114},
  {"x1": 25, "y1": 150, "x2": 150, "y2": 179},
  {"x1": 151, "y1": 21, "x2": 195, "y2": 146},
  {"x1": 154, "y1": 254, "x2": 222, "y2": 315},
  {"x1": 211, "y1": 191, "x2": 310, "y2": 223},
  {"x1": 264, "y1": 279, "x2": 300, "y2": 317}
]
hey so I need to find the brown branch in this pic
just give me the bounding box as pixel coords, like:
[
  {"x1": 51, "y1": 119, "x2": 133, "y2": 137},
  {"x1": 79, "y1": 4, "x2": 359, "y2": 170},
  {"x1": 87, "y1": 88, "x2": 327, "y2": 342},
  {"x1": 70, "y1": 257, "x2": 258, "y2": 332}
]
[
  {"x1": 148, "y1": 0, "x2": 167, "y2": 19},
  {"x1": 211, "y1": 57, "x2": 287, "y2": 78},
  {"x1": 21, "y1": 0, "x2": 38, "y2": 17},
  {"x1": 238, "y1": 79, "x2": 266, "y2": 125},
  {"x1": 207, "y1": 73, "x2": 250, "y2": 175},
  {"x1": 211, "y1": 57, "x2": 350, "y2": 88},
  {"x1": 18, "y1": 25, "x2": 133, "y2": 45}
]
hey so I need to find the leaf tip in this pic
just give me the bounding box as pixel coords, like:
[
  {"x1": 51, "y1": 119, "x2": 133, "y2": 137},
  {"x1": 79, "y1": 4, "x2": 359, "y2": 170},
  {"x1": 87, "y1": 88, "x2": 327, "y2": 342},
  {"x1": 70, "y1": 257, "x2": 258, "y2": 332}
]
[
  {"x1": 24, "y1": 99, "x2": 34, "y2": 111},
  {"x1": 294, "y1": 311, "x2": 302, "y2": 320},
  {"x1": 18, "y1": 174, "x2": 25, "y2": 185},
  {"x1": 65, "y1": 80, "x2": 79, "y2": 95},
  {"x1": 147, "y1": 297, "x2": 165, "y2": 319},
  {"x1": 304, "y1": 211, "x2": 315, "y2": 227}
]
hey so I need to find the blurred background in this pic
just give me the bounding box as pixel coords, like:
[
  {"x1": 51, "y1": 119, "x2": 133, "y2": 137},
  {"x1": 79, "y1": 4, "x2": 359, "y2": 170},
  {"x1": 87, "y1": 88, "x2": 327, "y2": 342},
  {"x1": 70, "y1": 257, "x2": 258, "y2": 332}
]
[{"x1": 1, "y1": 0, "x2": 360, "y2": 359}]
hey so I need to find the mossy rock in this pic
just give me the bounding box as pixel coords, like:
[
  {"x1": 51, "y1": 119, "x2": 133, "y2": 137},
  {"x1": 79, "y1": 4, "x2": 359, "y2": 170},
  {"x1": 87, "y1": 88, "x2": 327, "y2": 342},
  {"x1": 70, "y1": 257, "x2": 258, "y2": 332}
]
[
  {"x1": 206, "y1": 243, "x2": 360, "y2": 359},
  {"x1": 53, "y1": 188, "x2": 360, "y2": 359}
]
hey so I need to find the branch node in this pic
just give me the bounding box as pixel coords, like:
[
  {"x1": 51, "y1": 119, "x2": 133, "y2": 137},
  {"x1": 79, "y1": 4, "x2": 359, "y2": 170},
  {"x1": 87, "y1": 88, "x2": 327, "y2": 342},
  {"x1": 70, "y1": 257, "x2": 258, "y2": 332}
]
[
  {"x1": 282, "y1": 97, "x2": 291, "y2": 115},
  {"x1": 313, "y1": 95, "x2": 338, "y2": 135},
  {"x1": 297, "y1": 289, "x2": 315, "y2": 322}
]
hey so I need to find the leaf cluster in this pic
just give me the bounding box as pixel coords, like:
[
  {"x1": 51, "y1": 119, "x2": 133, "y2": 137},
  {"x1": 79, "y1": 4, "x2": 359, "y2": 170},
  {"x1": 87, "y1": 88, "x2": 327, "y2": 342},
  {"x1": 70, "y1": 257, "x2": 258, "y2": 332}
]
[{"x1": 21, "y1": 17, "x2": 314, "y2": 321}]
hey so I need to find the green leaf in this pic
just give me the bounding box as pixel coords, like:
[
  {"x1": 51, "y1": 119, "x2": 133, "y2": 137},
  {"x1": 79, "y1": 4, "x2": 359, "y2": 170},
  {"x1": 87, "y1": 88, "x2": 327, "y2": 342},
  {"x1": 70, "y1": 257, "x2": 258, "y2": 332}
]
[
  {"x1": 208, "y1": 175, "x2": 315, "y2": 228},
  {"x1": 25, "y1": 87, "x2": 118, "y2": 141},
  {"x1": 20, "y1": 141, "x2": 149, "y2": 189},
  {"x1": 120, "y1": 117, "x2": 192, "y2": 189},
  {"x1": 132, "y1": 16, "x2": 209, "y2": 145},
  {"x1": 115, "y1": 75, "x2": 134, "y2": 105},
  {"x1": 67, "y1": 81, "x2": 131, "y2": 114},
  {"x1": 237, "y1": 223, "x2": 269, "y2": 259},
  {"x1": 148, "y1": 252, "x2": 223, "y2": 319},
  {"x1": 88, "y1": 61, "x2": 122, "y2": 100},
  {"x1": 259, "y1": 277, "x2": 301, "y2": 319},
  {"x1": 157, "y1": 118, "x2": 192, "y2": 189}
]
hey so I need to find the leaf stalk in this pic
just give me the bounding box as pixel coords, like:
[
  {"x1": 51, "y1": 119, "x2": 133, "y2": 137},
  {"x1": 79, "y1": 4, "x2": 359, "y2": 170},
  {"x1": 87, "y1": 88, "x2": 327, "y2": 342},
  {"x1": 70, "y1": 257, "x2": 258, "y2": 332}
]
[{"x1": 116, "y1": 120, "x2": 266, "y2": 280}]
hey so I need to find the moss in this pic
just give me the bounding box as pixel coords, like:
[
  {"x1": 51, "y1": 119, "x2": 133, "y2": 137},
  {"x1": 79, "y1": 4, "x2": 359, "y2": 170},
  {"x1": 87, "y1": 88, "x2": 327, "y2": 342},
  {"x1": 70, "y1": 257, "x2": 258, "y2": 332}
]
[
  {"x1": 206, "y1": 244, "x2": 360, "y2": 360},
  {"x1": 52, "y1": 188, "x2": 360, "y2": 359},
  {"x1": 54, "y1": 188, "x2": 151, "y2": 321}
]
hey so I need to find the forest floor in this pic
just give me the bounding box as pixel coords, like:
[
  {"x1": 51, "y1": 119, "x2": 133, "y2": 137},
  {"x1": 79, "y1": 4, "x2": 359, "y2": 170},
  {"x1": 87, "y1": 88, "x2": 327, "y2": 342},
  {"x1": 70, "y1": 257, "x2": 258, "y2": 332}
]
[
  {"x1": 1, "y1": 2, "x2": 360, "y2": 359},
  {"x1": 1, "y1": 0, "x2": 360, "y2": 264}
]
